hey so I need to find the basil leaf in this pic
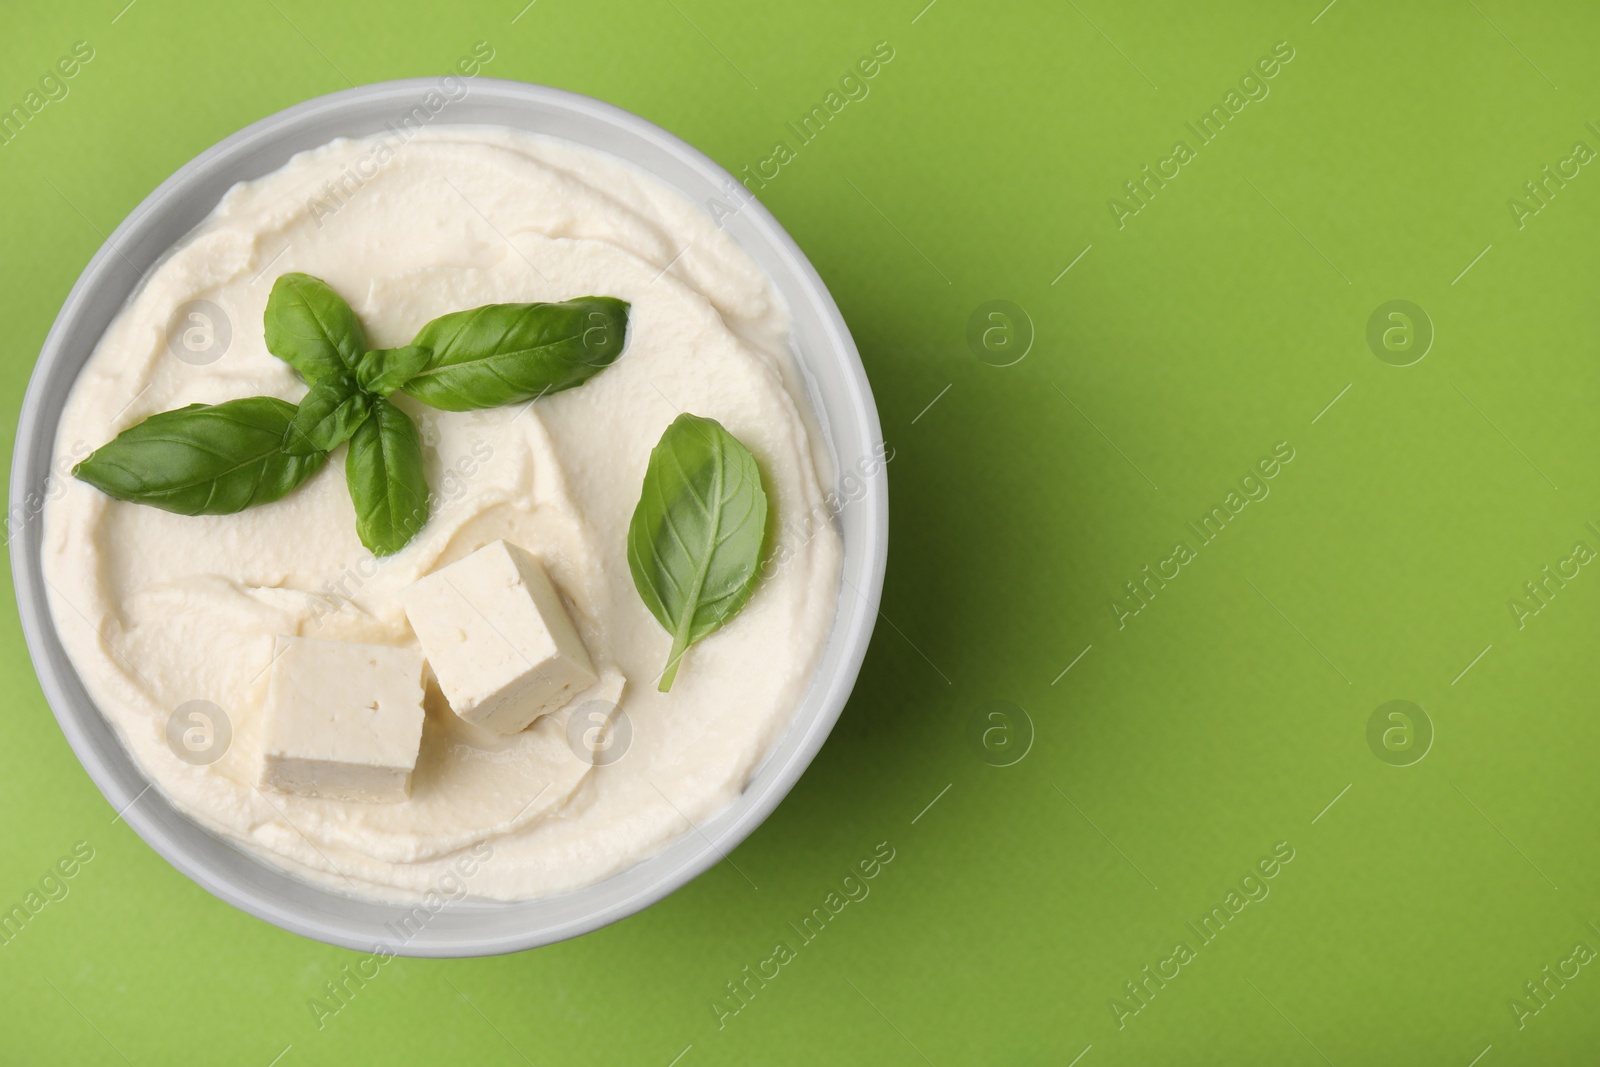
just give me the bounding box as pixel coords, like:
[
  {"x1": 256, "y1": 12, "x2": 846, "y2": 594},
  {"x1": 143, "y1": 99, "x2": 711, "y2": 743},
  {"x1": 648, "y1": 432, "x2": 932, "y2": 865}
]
[
  {"x1": 355, "y1": 345, "x2": 431, "y2": 397},
  {"x1": 627, "y1": 414, "x2": 767, "y2": 691},
  {"x1": 345, "y1": 398, "x2": 429, "y2": 556},
  {"x1": 73, "y1": 397, "x2": 327, "y2": 515},
  {"x1": 402, "y1": 296, "x2": 629, "y2": 411},
  {"x1": 284, "y1": 378, "x2": 371, "y2": 455},
  {"x1": 264, "y1": 273, "x2": 367, "y2": 384}
]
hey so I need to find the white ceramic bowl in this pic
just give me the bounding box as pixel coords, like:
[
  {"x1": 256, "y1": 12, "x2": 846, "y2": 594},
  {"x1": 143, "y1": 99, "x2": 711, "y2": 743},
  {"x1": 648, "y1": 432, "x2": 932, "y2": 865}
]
[{"x1": 9, "y1": 78, "x2": 886, "y2": 956}]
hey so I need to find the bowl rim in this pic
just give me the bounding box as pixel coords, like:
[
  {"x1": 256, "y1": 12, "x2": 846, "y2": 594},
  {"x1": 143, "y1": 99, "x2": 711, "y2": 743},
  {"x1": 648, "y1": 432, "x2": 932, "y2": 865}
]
[{"x1": 9, "y1": 76, "x2": 887, "y2": 956}]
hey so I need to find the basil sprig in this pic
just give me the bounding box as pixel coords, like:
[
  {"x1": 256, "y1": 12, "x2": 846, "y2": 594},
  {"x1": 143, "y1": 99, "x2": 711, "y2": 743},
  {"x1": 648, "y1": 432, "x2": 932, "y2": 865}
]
[
  {"x1": 627, "y1": 414, "x2": 768, "y2": 691},
  {"x1": 72, "y1": 397, "x2": 327, "y2": 515},
  {"x1": 74, "y1": 273, "x2": 631, "y2": 556}
]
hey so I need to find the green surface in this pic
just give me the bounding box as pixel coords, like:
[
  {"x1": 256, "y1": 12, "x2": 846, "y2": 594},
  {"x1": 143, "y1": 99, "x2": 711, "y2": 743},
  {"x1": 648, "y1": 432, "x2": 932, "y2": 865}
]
[{"x1": 1, "y1": 0, "x2": 1598, "y2": 1063}]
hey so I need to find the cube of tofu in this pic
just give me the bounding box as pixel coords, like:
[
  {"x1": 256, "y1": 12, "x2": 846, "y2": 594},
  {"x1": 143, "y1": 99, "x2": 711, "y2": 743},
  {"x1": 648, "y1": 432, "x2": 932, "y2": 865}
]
[
  {"x1": 401, "y1": 540, "x2": 597, "y2": 735},
  {"x1": 259, "y1": 636, "x2": 426, "y2": 803}
]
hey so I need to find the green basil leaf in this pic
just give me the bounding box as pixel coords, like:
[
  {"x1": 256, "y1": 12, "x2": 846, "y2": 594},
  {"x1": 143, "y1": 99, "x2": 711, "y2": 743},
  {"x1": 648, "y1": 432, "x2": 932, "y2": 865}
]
[
  {"x1": 627, "y1": 413, "x2": 767, "y2": 691},
  {"x1": 355, "y1": 345, "x2": 431, "y2": 397},
  {"x1": 264, "y1": 273, "x2": 367, "y2": 384},
  {"x1": 73, "y1": 397, "x2": 327, "y2": 515},
  {"x1": 402, "y1": 296, "x2": 629, "y2": 411},
  {"x1": 284, "y1": 378, "x2": 372, "y2": 455},
  {"x1": 345, "y1": 398, "x2": 429, "y2": 556}
]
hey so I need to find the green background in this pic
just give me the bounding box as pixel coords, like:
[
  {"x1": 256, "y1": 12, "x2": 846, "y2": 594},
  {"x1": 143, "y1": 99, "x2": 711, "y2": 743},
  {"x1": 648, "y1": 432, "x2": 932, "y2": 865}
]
[{"x1": 2, "y1": 0, "x2": 1597, "y2": 1062}]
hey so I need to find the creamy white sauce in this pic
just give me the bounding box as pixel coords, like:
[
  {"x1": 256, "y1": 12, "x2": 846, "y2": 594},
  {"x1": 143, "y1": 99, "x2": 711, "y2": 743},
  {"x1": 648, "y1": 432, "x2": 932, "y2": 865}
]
[{"x1": 41, "y1": 128, "x2": 842, "y2": 901}]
